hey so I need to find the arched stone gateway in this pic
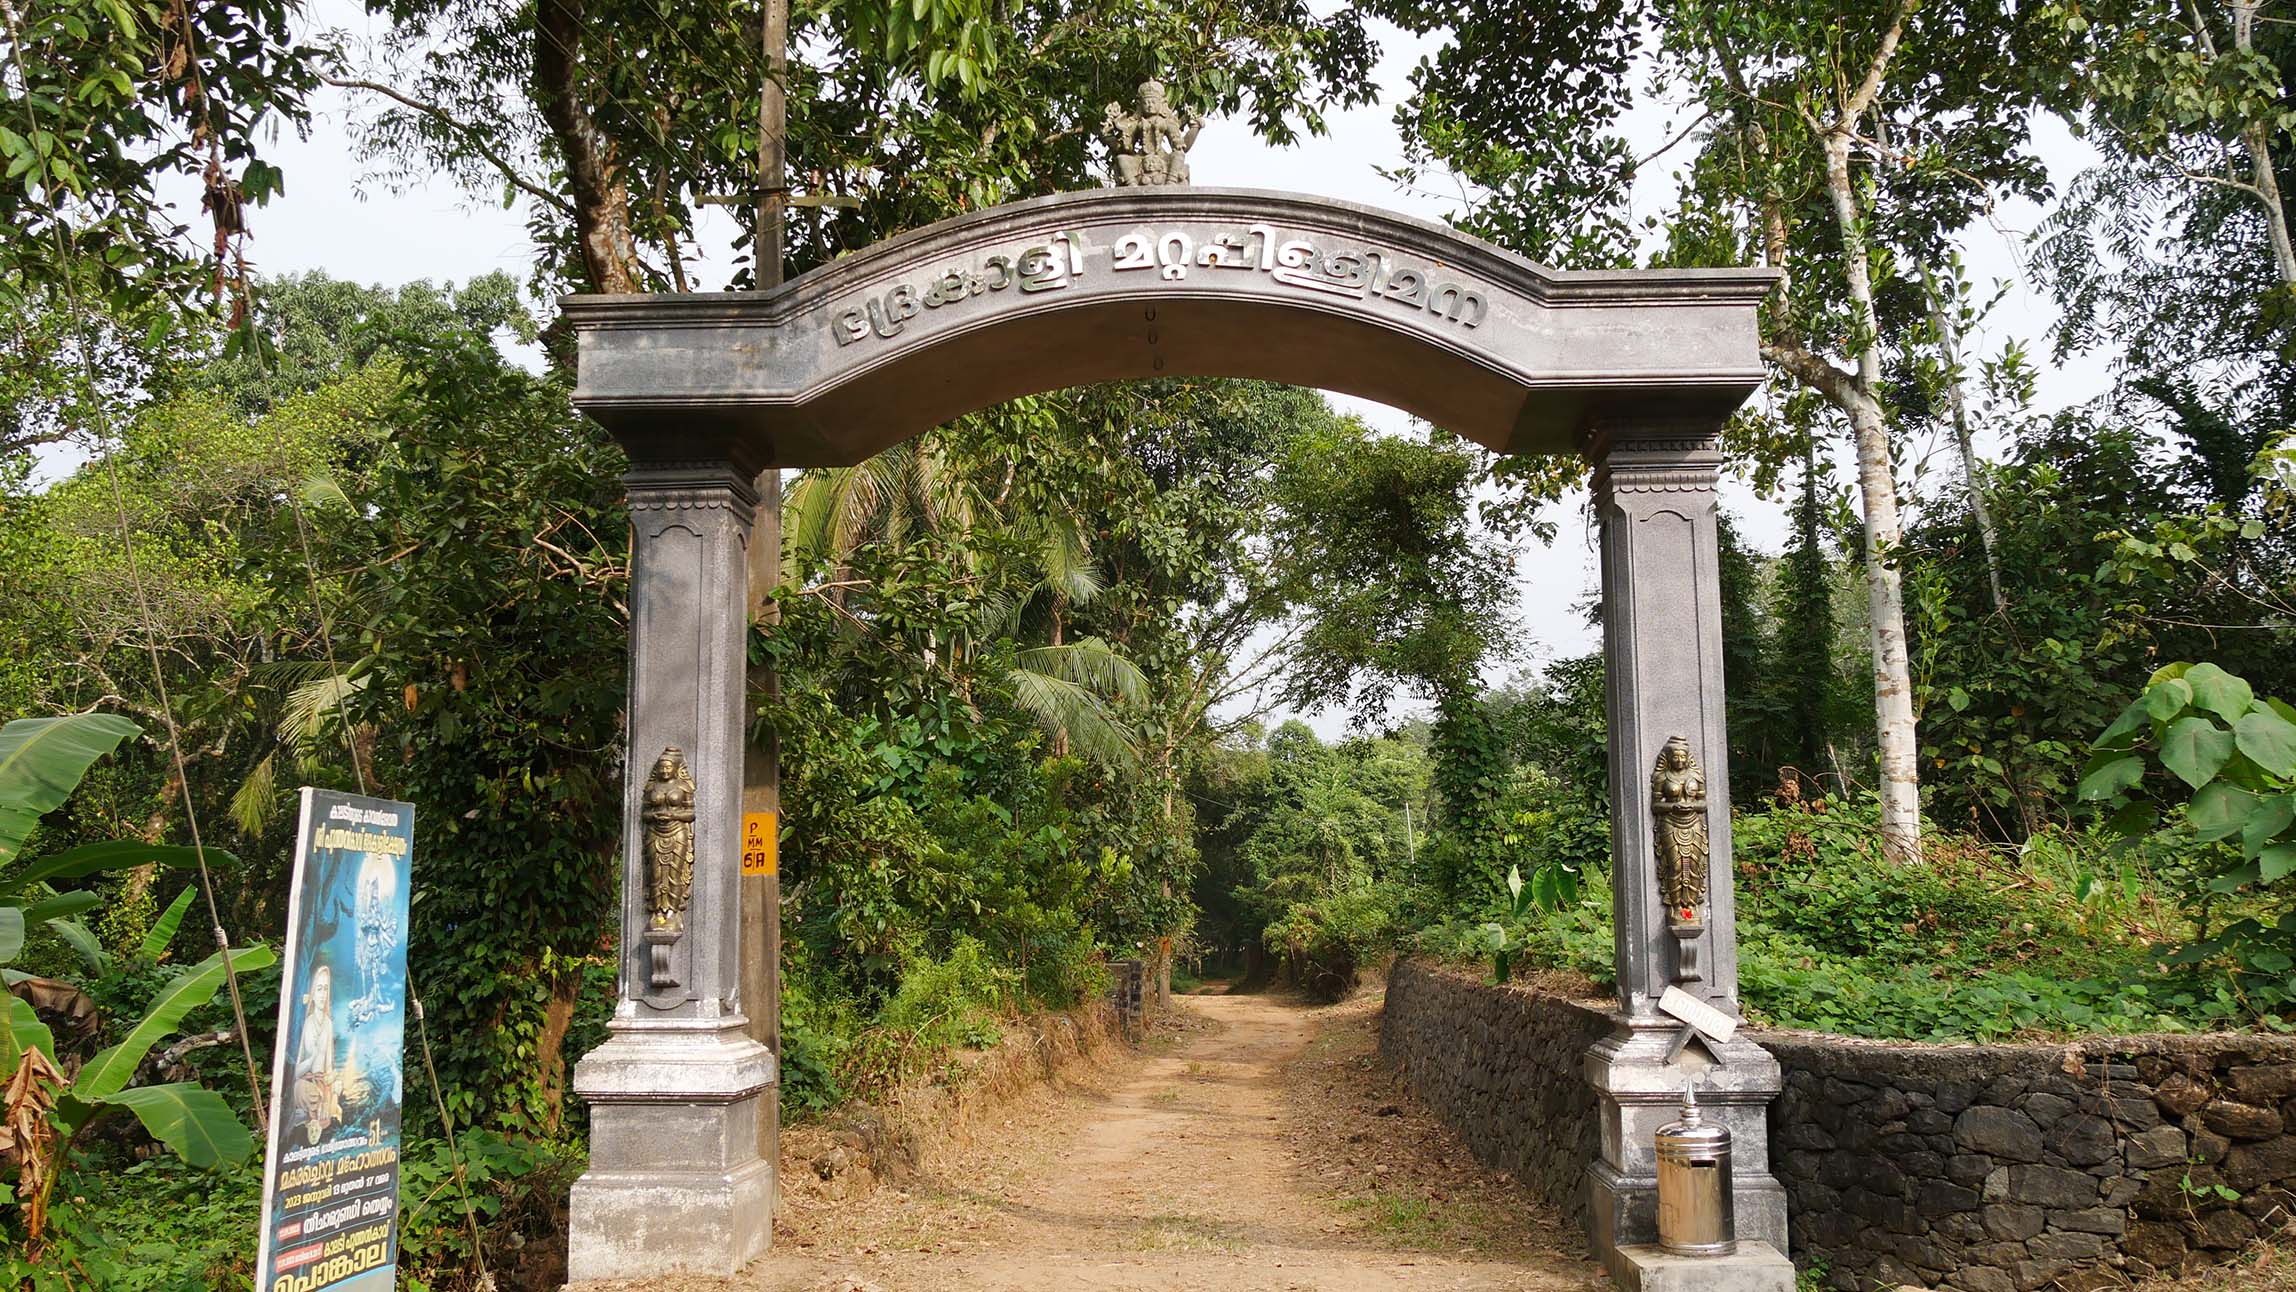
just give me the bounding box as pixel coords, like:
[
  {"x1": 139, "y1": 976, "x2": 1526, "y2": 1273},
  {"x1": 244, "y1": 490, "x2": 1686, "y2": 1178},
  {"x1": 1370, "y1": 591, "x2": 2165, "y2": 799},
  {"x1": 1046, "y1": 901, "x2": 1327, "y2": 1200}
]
[
  {"x1": 567, "y1": 187, "x2": 1772, "y2": 465},
  {"x1": 562, "y1": 187, "x2": 1792, "y2": 1284}
]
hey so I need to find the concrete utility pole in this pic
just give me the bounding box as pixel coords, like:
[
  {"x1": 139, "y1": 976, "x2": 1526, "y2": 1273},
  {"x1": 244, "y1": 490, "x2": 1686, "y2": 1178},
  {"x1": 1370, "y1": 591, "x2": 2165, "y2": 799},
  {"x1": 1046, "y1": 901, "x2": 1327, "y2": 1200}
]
[
  {"x1": 756, "y1": 0, "x2": 788, "y2": 293},
  {"x1": 740, "y1": 0, "x2": 791, "y2": 1187}
]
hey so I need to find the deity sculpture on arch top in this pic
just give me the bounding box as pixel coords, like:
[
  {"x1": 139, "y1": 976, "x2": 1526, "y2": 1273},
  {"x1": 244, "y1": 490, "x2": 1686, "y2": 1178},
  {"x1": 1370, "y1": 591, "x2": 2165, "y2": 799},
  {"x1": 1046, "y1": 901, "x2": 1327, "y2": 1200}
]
[{"x1": 1104, "y1": 79, "x2": 1202, "y2": 187}]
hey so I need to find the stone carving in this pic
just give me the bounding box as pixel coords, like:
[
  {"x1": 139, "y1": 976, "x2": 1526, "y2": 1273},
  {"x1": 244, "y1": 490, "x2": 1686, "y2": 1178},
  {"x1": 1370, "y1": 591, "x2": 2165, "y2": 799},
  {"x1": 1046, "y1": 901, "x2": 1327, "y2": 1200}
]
[
  {"x1": 1652, "y1": 735, "x2": 1710, "y2": 984},
  {"x1": 1104, "y1": 79, "x2": 1201, "y2": 187},
  {"x1": 829, "y1": 224, "x2": 1486, "y2": 348},
  {"x1": 641, "y1": 746, "x2": 696, "y2": 990}
]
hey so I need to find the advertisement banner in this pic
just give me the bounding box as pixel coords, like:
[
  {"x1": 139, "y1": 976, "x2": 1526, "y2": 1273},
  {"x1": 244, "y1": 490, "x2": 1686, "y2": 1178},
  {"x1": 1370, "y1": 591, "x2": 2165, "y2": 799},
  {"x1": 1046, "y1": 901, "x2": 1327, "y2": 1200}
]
[{"x1": 254, "y1": 788, "x2": 415, "y2": 1292}]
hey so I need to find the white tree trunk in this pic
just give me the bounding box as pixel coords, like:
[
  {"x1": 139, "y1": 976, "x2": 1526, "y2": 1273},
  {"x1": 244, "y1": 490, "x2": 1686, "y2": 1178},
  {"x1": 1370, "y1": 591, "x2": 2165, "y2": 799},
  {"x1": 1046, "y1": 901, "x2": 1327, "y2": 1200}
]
[
  {"x1": 2242, "y1": 123, "x2": 2296, "y2": 287},
  {"x1": 1924, "y1": 271, "x2": 2008, "y2": 613},
  {"x1": 1824, "y1": 133, "x2": 1924, "y2": 862},
  {"x1": 2210, "y1": 1, "x2": 2295, "y2": 285}
]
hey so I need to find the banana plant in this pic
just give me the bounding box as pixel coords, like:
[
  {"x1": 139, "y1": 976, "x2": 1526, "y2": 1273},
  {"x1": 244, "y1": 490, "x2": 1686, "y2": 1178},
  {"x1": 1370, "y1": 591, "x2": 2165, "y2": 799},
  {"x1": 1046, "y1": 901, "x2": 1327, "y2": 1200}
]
[
  {"x1": 0, "y1": 711, "x2": 269, "y2": 1240},
  {"x1": 1, "y1": 714, "x2": 233, "y2": 975},
  {"x1": 3, "y1": 944, "x2": 277, "y2": 1229}
]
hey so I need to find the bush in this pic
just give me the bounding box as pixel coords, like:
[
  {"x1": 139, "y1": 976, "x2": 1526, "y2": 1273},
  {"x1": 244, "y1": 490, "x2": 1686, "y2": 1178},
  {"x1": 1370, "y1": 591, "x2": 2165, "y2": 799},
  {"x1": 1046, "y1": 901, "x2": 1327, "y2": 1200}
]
[
  {"x1": 1264, "y1": 884, "x2": 1396, "y2": 1001},
  {"x1": 26, "y1": 1159, "x2": 263, "y2": 1292},
  {"x1": 1409, "y1": 792, "x2": 2289, "y2": 1041},
  {"x1": 397, "y1": 1129, "x2": 585, "y2": 1292},
  {"x1": 838, "y1": 937, "x2": 1020, "y2": 1095}
]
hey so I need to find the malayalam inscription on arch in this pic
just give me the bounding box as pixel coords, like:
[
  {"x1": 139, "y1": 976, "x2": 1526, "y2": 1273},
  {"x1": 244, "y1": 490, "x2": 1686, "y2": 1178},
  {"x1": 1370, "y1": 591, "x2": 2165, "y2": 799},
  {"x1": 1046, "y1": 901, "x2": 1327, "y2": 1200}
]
[
  {"x1": 828, "y1": 221, "x2": 1488, "y2": 347},
  {"x1": 565, "y1": 188, "x2": 1778, "y2": 464}
]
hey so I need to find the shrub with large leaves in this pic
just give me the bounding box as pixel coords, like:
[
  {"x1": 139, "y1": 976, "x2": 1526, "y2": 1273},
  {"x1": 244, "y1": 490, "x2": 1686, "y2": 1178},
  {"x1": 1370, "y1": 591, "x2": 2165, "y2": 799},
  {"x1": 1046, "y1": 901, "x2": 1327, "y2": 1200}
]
[
  {"x1": 0, "y1": 712, "x2": 271, "y2": 1261},
  {"x1": 2083, "y1": 663, "x2": 2296, "y2": 873},
  {"x1": 2082, "y1": 662, "x2": 2296, "y2": 989}
]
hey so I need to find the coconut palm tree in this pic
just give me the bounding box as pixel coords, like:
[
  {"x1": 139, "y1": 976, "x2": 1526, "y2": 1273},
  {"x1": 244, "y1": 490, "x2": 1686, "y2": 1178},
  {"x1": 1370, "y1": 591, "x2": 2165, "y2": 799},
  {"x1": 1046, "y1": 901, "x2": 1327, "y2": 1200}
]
[{"x1": 781, "y1": 436, "x2": 1149, "y2": 769}]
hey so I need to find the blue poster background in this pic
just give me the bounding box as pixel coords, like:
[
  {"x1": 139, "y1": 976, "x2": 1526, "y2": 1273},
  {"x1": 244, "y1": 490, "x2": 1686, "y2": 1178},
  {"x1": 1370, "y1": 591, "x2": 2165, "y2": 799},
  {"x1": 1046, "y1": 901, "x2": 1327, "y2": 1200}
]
[{"x1": 254, "y1": 789, "x2": 414, "y2": 1292}]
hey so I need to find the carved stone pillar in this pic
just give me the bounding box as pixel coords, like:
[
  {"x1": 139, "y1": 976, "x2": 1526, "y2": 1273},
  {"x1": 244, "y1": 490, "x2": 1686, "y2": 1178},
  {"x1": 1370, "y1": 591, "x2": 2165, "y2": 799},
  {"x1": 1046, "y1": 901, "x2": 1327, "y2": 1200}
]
[
  {"x1": 1580, "y1": 423, "x2": 1788, "y2": 1274},
  {"x1": 568, "y1": 460, "x2": 777, "y2": 1280}
]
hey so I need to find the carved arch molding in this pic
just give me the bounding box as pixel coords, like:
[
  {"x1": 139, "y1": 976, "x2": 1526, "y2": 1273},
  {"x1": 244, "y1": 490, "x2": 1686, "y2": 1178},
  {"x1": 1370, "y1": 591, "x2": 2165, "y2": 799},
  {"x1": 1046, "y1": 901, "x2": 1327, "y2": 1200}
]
[{"x1": 563, "y1": 187, "x2": 1777, "y2": 468}]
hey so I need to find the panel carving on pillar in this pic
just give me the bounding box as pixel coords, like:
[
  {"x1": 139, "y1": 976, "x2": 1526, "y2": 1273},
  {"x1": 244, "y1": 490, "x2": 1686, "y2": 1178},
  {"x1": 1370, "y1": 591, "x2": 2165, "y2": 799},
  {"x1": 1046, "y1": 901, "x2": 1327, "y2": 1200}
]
[
  {"x1": 642, "y1": 747, "x2": 697, "y2": 990},
  {"x1": 1652, "y1": 736, "x2": 1710, "y2": 984},
  {"x1": 620, "y1": 462, "x2": 757, "y2": 1015}
]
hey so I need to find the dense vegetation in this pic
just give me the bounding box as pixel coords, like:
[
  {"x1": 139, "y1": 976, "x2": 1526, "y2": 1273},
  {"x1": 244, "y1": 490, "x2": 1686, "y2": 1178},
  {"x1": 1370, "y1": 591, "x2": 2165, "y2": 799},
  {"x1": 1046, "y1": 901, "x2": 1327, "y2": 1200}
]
[{"x1": 2, "y1": 0, "x2": 2294, "y2": 1284}]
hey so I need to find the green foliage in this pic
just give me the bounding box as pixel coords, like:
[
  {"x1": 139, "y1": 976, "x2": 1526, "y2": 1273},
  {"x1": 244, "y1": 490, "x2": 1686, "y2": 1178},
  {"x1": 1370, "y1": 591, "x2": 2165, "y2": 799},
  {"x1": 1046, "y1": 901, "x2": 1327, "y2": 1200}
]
[
  {"x1": 1906, "y1": 408, "x2": 2296, "y2": 840},
  {"x1": 397, "y1": 1129, "x2": 584, "y2": 1292},
  {"x1": 354, "y1": 0, "x2": 1377, "y2": 291},
  {"x1": 7, "y1": 944, "x2": 274, "y2": 1146},
  {"x1": 6, "y1": 1156, "x2": 263, "y2": 1292},
  {"x1": 1424, "y1": 793, "x2": 2255, "y2": 1040},
  {"x1": 1269, "y1": 422, "x2": 1513, "y2": 717},
  {"x1": 1479, "y1": 862, "x2": 1572, "y2": 984},
  {"x1": 193, "y1": 272, "x2": 538, "y2": 416},
  {"x1": 842, "y1": 937, "x2": 1020, "y2": 1092},
  {"x1": 0, "y1": 707, "x2": 273, "y2": 1273},
  {"x1": 0, "y1": 0, "x2": 320, "y2": 363},
  {"x1": 2084, "y1": 662, "x2": 2296, "y2": 1004},
  {"x1": 320, "y1": 322, "x2": 628, "y2": 1134},
  {"x1": 1423, "y1": 691, "x2": 1514, "y2": 907},
  {"x1": 0, "y1": 713, "x2": 140, "y2": 868},
  {"x1": 1202, "y1": 722, "x2": 1429, "y2": 995},
  {"x1": 1262, "y1": 883, "x2": 1395, "y2": 1001}
]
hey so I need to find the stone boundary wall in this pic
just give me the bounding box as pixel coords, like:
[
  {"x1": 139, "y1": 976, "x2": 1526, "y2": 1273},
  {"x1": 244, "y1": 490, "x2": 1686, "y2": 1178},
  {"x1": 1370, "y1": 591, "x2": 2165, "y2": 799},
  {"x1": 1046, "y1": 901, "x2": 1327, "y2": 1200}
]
[
  {"x1": 1379, "y1": 957, "x2": 2296, "y2": 1290},
  {"x1": 1379, "y1": 958, "x2": 1611, "y2": 1224}
]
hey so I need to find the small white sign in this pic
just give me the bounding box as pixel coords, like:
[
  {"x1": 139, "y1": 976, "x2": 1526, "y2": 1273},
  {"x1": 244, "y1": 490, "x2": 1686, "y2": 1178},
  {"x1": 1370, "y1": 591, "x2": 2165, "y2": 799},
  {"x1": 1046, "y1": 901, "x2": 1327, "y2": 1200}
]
[{"x1": 1658, "y1": 986, "x2": 1740, "y2": 1045}]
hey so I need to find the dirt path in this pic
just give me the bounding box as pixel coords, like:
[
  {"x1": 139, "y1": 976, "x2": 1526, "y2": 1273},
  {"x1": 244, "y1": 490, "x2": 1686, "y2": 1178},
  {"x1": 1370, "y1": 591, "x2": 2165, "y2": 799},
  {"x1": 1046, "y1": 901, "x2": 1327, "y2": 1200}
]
[{"x1": 661, "y1": 989, "x2": 1603, "y2": 1292}]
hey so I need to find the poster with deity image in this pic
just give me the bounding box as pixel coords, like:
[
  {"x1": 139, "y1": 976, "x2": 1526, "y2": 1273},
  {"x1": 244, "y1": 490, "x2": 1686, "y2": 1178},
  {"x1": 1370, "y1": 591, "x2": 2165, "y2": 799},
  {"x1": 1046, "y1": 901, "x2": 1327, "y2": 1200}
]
[{"x1": 253, "y1": 788, "x2": 414, "y2": 1292}]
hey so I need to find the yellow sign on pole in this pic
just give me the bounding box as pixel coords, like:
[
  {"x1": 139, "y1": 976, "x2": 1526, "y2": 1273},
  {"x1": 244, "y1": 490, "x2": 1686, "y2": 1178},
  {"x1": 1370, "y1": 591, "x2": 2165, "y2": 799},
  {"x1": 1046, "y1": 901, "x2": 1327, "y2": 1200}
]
[{"x1": 741, "y1": 811, "x2": 778, "y2": 876}]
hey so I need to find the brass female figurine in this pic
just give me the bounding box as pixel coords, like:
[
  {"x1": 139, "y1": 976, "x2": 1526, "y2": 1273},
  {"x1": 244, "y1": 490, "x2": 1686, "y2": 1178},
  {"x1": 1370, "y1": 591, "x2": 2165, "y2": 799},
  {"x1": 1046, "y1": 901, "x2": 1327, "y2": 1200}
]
[
  {"x1": 641, "y1": 747, "x2": 695, "y2": 991},
  {"x1": 1653, "y1": 736, "x2": 1711, "y2": 984},
  {"x1": 1652, "y1": 735, "x2": 1709, "y2": 916}
]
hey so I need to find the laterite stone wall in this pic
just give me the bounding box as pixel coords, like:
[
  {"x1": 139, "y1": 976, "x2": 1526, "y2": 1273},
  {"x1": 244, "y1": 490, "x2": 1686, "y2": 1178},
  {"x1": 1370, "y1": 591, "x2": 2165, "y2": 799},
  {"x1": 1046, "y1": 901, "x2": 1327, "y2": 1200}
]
[
  {"x1": 1378, "y1": 958, "x2": 1610, "y2": 1226},
  {"x1": 1379, "y1": 958, "x2": 2296, "y2": 1290}
]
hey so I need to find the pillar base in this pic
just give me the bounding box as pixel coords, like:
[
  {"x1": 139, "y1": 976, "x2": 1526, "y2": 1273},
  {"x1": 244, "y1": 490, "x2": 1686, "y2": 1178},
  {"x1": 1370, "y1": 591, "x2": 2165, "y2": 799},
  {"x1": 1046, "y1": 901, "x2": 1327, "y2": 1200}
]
[
  {"x1": 567, "y1": 1018, "x2": 778, "y2": 1280},
  {"x1": 1613, "y1": 1241, "x2": 1797, "y2": 1292},
  {"x1": 1583, "y1": 1015, "x2": 1789, "y2": 1274}
]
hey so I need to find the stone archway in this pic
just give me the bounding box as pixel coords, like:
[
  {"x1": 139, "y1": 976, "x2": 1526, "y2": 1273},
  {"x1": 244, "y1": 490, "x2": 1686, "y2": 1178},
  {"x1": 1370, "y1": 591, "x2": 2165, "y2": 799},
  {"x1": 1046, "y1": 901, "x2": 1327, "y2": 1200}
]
[{"x1": 558, "y1": 187, "x2": 1787, "y2": 1281}]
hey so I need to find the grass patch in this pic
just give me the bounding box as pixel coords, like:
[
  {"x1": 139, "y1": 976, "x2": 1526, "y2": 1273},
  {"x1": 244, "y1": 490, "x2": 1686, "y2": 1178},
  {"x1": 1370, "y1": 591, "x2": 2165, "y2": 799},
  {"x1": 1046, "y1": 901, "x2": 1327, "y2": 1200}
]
[
  {"x1": 2134, "y1": 1228, "x2": 2296, "y2": 1290},
  {"x1": 1330, "y1": 1187, "x2": 1506, "y2": 1251},
  {"x1": 1120, "y1": 1214, "x2": 1247, "y2": 1252}
]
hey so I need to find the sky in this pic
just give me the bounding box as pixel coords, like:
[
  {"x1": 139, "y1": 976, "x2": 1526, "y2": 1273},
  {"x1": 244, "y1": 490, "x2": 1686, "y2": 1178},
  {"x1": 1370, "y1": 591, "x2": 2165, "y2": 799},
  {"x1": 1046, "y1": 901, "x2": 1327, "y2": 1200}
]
[{"x1": 95, "y1": 3, "x2": 2124, "y2": 736}]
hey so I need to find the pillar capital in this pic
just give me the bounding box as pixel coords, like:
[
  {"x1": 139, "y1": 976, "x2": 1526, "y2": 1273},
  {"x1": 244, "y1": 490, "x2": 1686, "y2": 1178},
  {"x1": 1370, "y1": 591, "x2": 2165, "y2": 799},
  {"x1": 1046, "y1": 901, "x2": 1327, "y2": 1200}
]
[
  {"x1": 1581, "y1": 421, "x2": 1726, "y2": 498},
  {"x1": 623, "y1": 459, "x2": 764, "y2": 515}
]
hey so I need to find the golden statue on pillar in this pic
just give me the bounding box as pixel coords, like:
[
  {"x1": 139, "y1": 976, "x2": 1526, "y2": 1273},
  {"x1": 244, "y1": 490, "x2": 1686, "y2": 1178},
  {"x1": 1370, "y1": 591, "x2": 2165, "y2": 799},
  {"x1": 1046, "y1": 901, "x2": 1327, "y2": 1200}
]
[
  {"x1": 1652, "y1": 736, "x2": 1710, "y2": 984},
  {"x1": 641, "y1": 747, "x2": 695, "y2": 990}
]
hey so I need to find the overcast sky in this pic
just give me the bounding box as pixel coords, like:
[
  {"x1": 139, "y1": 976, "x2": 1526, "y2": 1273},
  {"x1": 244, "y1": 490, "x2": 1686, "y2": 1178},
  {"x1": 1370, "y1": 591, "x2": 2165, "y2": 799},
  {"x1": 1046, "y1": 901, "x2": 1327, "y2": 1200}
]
[{"x1": 106, "y1": 3, "x2": 2121, "y2": 735}]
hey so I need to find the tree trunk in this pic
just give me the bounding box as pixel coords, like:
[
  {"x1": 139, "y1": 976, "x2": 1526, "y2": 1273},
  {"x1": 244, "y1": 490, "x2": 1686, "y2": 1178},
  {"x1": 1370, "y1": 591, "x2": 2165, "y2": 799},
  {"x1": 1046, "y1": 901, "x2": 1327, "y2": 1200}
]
[
  {"x1": 2241, "y1": 121, "x2": 2296, "y2": 287},
  {"x1": 2227, "y1": 1, "x2": 2296, "y2": 286},
  {"x1": 534, "y1": 0, "x2": 641, "y2": 293},
  {"x1": 758, "y1": 0, "x2": 789, "y2": 290},
  {"x1": 1822, "y1": 131, "x2": 1924, "y2": 863},
  {"x1": 1923, "y1": 269, "x2": 2008, "y2": 614}
]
